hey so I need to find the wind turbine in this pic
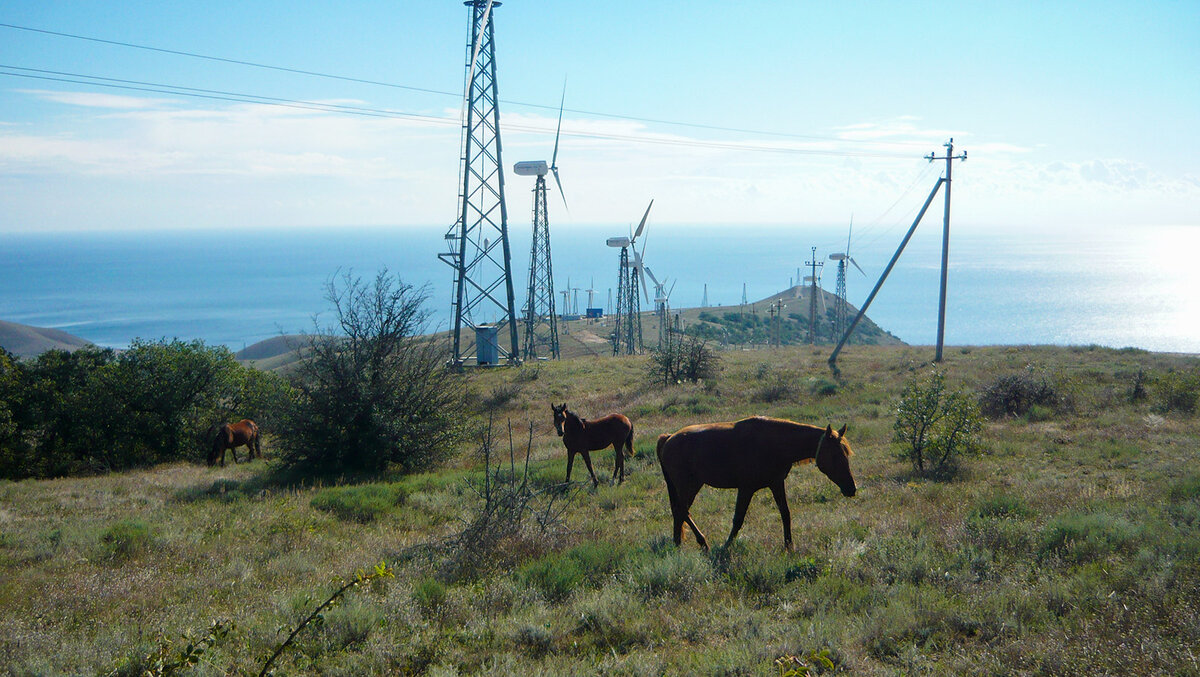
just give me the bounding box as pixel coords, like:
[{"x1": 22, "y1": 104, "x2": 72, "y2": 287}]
[
  {"x1": 515, "y1": 84, "x2": 569, "y2": 361},
  {"x1": 829, "y1": 216, "x2": 866, "y2": 339},
  {"x1": 608, "y1": 200, "x2": 653, "y2": 355}
]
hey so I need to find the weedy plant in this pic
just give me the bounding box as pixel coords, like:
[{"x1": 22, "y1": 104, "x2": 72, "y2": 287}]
[{"x1": 893, "y1": 370, "x2": 983, "y2": 476}]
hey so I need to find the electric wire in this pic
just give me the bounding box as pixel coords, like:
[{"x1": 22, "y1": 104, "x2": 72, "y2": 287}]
[
  {"x1": 0, "y1": 21, "x2": 933, "y2": 149},
  {"x1": 0, "y1": 65, "x2": 916, "y2": 159}
]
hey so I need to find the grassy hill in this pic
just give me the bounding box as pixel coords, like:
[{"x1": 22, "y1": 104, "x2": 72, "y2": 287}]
[
  {"x1": 237, "y1": 286, "x2": 901, "y2": 371},
  {"x1": 0, "y1": 319, "x2": 93, "y2": 357},
  {"x1": 3, "y1": 344, "x2": 1200, "y2": 674}
]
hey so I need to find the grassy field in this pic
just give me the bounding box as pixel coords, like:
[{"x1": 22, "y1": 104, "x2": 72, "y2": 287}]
[{"x1": 2, "y1": 344, "x2": 1199, "y2": 675}]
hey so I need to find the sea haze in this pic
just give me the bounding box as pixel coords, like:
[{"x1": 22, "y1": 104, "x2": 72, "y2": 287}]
[{"x1": 1, "y1": 223, "x2": 1197, "y2": 353}]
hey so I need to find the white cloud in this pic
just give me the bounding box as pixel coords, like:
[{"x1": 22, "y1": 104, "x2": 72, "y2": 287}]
[
  {"x1": 20, "y1": 89, "x2": 177, "y2": 110},
  {"x1": 0, "y1": 91, "x2": 1196, "y2": 231}
]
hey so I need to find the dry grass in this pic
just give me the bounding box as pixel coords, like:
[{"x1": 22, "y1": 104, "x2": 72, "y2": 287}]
[{"x1": 3, "y1": 344, "x2": 1200, "y2": 675}]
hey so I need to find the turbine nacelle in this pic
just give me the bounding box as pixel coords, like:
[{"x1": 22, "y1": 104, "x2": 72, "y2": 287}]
[{"x1": 513, "y1": 160, "x2": 549, "y2": 177}]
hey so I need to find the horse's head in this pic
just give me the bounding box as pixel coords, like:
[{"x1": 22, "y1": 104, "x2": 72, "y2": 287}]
[
  {"x1": 207, "y1": 425, "x2": 225, "y2": 467},
  {"x1": 816, "y1": 424, "x2": 856, "y2": 497},
  {"x1": 552, "y1": 403, "x2": 568, "y2": 437}
]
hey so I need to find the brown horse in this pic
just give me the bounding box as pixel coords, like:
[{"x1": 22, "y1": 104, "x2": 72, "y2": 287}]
[
  {"x1": 208, "y1": 419, "x2": 262, "y2": 467},
  {"x1": 656, "y1": 416, "x2": 855, "y2": 551},
  {"x1": 552, "y1": 403, "x2": 634, "y2": 487}
]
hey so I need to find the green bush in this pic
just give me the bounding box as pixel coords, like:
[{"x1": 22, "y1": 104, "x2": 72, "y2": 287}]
[
  {"x1": 970, "y1": 493, "x2": 1034, "y2": 520},
  {"x1": 1038, "y1": 511, "x2": 1143, "y2": 564},
  {"x1": 519, "y1": 553, "x2": 585, "y2": 603},
  {"x1": 893, "y1": 371, "x2": 983, "y2": 476},
  {"x1": 278, "y1": 271, "x2": 467, "y2": 475},
  {"x1": 0, "y1": 340, "x2": 290, "y2": 479},
  {"x1": 310, "y1": 484, "x2": 406, "y2": 522},
  {"x1": 1153, "y1": 369, "x2": 1200, "y2": 415},
  {"x1": 97, "y1": 520, "x2": 154, "y2": 561},
  {"x1": 412, "y1": 577, "x2": 447, "y2": 618}
]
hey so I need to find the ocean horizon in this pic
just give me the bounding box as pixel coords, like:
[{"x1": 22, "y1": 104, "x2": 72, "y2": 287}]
[{"x1": 2, "y1": 222, "x2": 1198, "y2": 354}]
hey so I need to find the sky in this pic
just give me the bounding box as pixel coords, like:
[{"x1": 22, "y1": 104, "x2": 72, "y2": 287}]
[{"x1": 1, "y1": 1, "x2": 1197, "y2": 234}]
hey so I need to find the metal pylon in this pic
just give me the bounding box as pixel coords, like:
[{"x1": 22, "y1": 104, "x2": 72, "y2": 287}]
[
  {"x1": 521, "y1": 175, "x2": 559, "y2": 360},
  {"x1": 834, "y1": 258, "x2": 847, "y2": 337},
  {"x1": 438, "y1": 0, "x2": 519, "y2": 366},
  {"x1": 611, "y1": 247, "x2": 641, "y2": 355}
]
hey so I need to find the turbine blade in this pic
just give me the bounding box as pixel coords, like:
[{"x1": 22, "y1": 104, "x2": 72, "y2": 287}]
[
  {"x1": 639, "y1": 266, "x2": 650, "y2": 303},
  {"x1": 644, "y1": 264, "x2": 660, "y2": 287},
  {"x1": 849, "y1": 257, "x2": 867, "y2": 276},
  {"x1": 551, "y1": 79, "x2": 565, "y2": 168},
  {"x1": 551, "y1": 166, "x2": 568, "y2": 212},
  {"x1": 633, "y1": 199, "x2": 653, "y2": 241}
]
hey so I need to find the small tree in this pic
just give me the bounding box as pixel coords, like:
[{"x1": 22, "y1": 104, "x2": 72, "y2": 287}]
[
  {"x1": 647, "y1": 332, "x2": 720, "y2": 387},
  {"x1": 893, "y1": 370, "x2": 982, "y2": 476},
  {"x1": 279, "y1": 270, "x2": 466, "y2": 475}
]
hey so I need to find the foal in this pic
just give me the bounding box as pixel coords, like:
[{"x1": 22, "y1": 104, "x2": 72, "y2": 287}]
[{"x1": 551, "y1": 403, "x2": 634, "y2": 487}]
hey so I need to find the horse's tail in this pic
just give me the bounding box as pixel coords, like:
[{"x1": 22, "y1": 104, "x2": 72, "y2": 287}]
[
  {"x1": 625, "y1": 421, "x2": 635, "y2": 457},
  {"x1": 249, "y1": 420, "x2": 262, "y2": 459},
  {"x1": 656, "y1": 433, "x2": 679, "y2": 511}
]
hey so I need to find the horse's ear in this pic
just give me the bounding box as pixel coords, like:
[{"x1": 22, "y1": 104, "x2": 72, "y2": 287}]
[
  {"x1": 838, "y1": 424, "x2": 847, "y2": 437},
  {"x1": 825, "y1": 424, "x2": 834, "y2": 436}
]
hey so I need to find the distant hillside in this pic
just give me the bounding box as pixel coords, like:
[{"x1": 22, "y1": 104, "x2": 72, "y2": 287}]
[
  {"x1": 0, "y1": 320, "x2": 93, "y2": 358},
  {"x1": 235, "y1": 285, "x2": 902, "y2": 371}
]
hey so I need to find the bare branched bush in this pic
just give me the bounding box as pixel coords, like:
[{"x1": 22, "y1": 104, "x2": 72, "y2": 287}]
[
  {"x1": 278, "y1": 270, "x2": 466, "y2": 475},
  {"x1": 443, "y1": 418, "x2": 580, "y2": 582},
  {"x1": 978, "y1": 366, "x2": 1074, "y2": 419},
  {"x1": 647, "y1": 333, "x2": 720, "y2": 387}
]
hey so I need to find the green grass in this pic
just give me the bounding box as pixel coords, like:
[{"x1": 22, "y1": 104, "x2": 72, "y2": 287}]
[{"x1": 3, "y1": 345, "x2": 1200, "y2": 674}]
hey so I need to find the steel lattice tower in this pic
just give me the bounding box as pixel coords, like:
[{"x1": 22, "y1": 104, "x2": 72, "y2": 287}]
[
  {"x1": 521, "y1": 175, "x2": 559, "y2": 360},
  {"x1": 438, "y1": 0, "x2": 519, "y2": 366},
  {"x1": 833, "y1": 258, "x2": 847, "y2": 338},
  {"x1": 611, "y1": 248, "x2": 641, "y2": 355}
]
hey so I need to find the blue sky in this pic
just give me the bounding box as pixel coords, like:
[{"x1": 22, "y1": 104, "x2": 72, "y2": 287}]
[{"x1": 1, "y1": 1, "x2": 1197, "y2": 232}]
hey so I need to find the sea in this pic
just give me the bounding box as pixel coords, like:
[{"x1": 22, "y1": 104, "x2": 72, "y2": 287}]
[{"x1": 2, "y1": 222, "x2": 1198, "y2": 354}]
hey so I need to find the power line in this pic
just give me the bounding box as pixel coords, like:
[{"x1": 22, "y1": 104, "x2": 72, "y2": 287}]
[
  {"x1": 0, "y1": 21, "x2": 932, "y2": 149},
  {"x1": 0, "y1": 65, "x2": 916, "y2": 159}
]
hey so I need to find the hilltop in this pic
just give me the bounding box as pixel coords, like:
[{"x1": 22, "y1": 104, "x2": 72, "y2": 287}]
[
  {"x1": 235, "y1": 285, "x2": 902, "y2": 370},
  {"x1": 0, "y1": 319, "x2": 93, "y2": 358}
]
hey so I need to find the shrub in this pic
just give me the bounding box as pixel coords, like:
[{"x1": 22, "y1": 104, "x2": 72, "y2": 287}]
[
  {"x1": 1038, "y1": 511, "x2": 1143, "y2": 563},
  {"x1": 809, "y1": 377, "x2": 839, "y2": 397},
  {"x1": 412, "y1": 577, "x2": 447, "y2": 618},
  {"x1": 1, "y1": 341, "x2": 289, "y2": 479},
  {"x1": 519, "y1": 553, "x2": 585, "y2": 603},
  {"x1": 970, "y1": 493, "x2": 1034, "y2": 520},
  {"x1": 647, "y1": 333, "x2": 720, "y2": 387},
  {"x1": 278, "y1": 270, "x2": 467, "y2": 475},
  {"x1": 97, "y1": 519, "x2": 154, "y2": 561},
  {"x1": 1152, "y1": 369, "x2": 1200, "y2": 415},
  {"x1": 978, "y1": 366, "x2": 1073, "y2": 419},
  {"x1": 893, "y1": 371, "x2": 983, "y2": 475},
  {"x1": 755, "y1": 375, "x2": 794, "y2": 403},
  {"x1": 310, "y1": 484, "x2": 406, "y2": 522}
]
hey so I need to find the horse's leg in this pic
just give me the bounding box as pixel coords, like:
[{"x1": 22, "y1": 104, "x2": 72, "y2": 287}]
[
  {"x1": 565, "y1": 449, "x2": 576, "y2": 483},
  {"x1": 676, "y1": 479, "x2": 708, "y2": 550},
  {"x1": 612, "y1": 441, "x2": 624, "y2": 484},
  {"x1": 769, "y1": 480, "x2": 793, "y2": 551},
  {"x1": 724, "y1": 487, "x2": 755, "y2": 549},
  {"x1": 581, "y1": 451, "x2": 599, "y2": 488}
]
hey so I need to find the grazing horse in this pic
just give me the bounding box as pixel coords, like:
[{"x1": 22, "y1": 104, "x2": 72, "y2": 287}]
[
  {"x1": 656, "y1": 416, "x2": 855, "y2": 551},
  {"x1": 208, "y1": 419, "x2": 262, "y2": 467},
  {"x1": 551, "y1": 403, "x2": 634, "y2": 487}
]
